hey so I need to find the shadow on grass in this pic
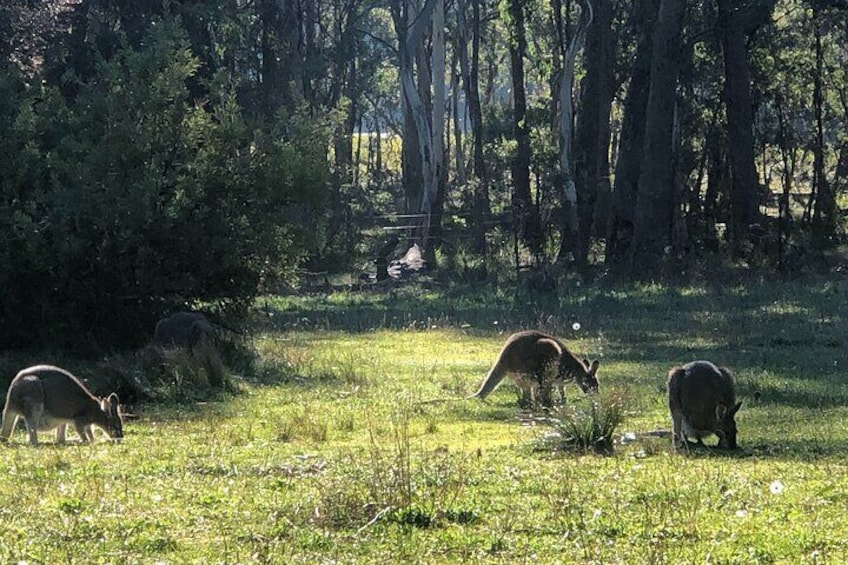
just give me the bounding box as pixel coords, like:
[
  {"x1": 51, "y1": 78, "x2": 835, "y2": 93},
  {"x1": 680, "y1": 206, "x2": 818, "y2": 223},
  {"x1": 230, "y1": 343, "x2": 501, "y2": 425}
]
[
  {"x1": 736, "y1": 380, "x2": 848, "y2": 409},
  {"x1": 671, "y1": 439, "x2": 848, "y2": 462},
  {"x1": 257, "y1": 279, "x2": 844, "y2": 339}
]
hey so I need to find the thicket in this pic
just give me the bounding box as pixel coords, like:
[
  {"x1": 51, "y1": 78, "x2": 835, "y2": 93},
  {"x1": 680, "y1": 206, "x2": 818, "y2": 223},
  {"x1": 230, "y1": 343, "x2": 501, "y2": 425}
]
[{"x1": 0, "y1": 17, "x2": 328, "y2": 350}]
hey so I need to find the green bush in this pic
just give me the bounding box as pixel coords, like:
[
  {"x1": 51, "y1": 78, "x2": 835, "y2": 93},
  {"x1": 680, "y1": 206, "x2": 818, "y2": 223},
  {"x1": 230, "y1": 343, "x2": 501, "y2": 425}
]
[{"x1": 0, "y1": 17, "x2": 327, "y2": 350}]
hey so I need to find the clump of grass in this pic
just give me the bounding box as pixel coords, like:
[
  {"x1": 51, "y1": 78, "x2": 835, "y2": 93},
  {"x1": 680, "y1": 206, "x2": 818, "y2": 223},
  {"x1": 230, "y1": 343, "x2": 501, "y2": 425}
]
[
  {"x1": 277, "y1": 408, "x2": 330, "y2": 443},
  {"x1": 138, "y1": 340, "x2": 234, "y2": 403},
  {"x1": 542, "y1": 392, "x2": 627, "y2": 454},
  {"x1": 309, "y1": 398, "x2": 477, "y2": 534}
]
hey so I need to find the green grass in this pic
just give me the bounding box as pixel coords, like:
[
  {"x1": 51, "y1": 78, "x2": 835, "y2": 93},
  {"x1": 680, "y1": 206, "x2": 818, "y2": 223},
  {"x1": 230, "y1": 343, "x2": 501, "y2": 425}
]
[{"x1": 1, "y1": 276, "x2": 846, "y2": 563}]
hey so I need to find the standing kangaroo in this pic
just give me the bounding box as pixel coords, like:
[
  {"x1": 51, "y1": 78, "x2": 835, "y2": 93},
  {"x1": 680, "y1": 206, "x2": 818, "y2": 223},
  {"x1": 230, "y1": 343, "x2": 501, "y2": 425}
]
[
  {"x1": 1, "y1": 365, "x2": 124, "y2": 446},
  {"x1": 470, "y1": 330, "x2": 600, "y2": 408},
  {"x1": 667, "y1": 361, "x2": 741, "y2": 449}
]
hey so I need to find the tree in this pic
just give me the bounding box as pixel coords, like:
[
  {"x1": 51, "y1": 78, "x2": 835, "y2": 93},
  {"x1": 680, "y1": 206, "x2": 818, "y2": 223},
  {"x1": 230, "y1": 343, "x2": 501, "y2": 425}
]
[
  {"x1": 554, "y1": 0, "x2": 593, "y2": 262},
  {"x1": 717, "y1": 0, "x2": 773, "y2": 251},
  {"x1": 0, "y1": 16, "x2": 328, "y2": 349},
  {"x1": 810, "y1": 4, "x2": 836, "y2": 244},
  {"x1": 606, "y1": 0, "x2": 659, "y2": 264},
  {"x1": 630, "y1": 0, "x2": 686, "y2": 269},
  {"x1": 392, "y1": 0, "x2": 441, "y2": 254},
  {"x1": 574, "y1": 0, "x2": 616, "y2": 263},
  {"x1": 505, "y1": 0, "x2": 543, "y2": 254},
  {"x1": 456, "y1": 0, "x2": 491, "y2": 254}
]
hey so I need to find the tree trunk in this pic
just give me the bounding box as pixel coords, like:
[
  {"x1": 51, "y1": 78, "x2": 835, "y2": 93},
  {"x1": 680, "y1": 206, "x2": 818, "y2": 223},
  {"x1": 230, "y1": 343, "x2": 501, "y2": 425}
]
[
  {"x1": 425, "y1": 0, "x2": 447, "y2": 258},
  {"x1": 811, "y1": 7, "x2": 835, "y2": 245},
  {"x1": 451, "y1": 60, "x2": 466, "y2": 187},
  {"x1": 574, "y1": 0, "x2": 615, "y2": 263},
  {"x1": 506, "y1": 0, "x2": 543, "y2": 254},
  {"x1": 606, "y1": 0, "x2": 659, "y2": 264},
  {"x1": 457, "y1": 0, "x2": 490, "y2": 254},
  {"x1": 630, "y1": 0, "x2": 685, "y2": 269},
  {"x1": 556, "y1": 0, "x2": 593, "y2": 263},
  {"x1": 267, "y1": 0, "x2": 303, "y2": 116},
  {"x1": 393, "y1": 0, "x2": 439, "y2": 248},
  {"x1": 717, "y1": 0, "x2": 762, "y2": 252}
]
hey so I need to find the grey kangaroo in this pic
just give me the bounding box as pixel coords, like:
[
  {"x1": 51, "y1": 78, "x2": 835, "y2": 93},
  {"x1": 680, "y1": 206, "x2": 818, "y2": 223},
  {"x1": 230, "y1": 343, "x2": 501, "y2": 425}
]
[
  {"x1": 470, "y1": 330, "x2": 600, "y2": 408},
  {"x1": 667, "y1": 361, "x2": 741, "y2": 449},
  {"x1": 153, "y1": 311, "x2": 216, "y2": 350},
  {"x1": 1, "y1": 365, "x2": 124, "y2": 446}
]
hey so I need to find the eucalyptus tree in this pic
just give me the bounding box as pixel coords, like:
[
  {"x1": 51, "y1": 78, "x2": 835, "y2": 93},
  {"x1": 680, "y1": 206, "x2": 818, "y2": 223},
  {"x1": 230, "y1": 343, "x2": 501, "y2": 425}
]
[
  {"x1": 504, "y1": 0, "x2": 544, "y2": 254},
  {"x1": 573, "y1": 0, "x2": 617, "y2": 264},
  {"x1": 454, "y1": 0, "x2": 491, "y2": 254},
  {"x1": 716, "y1": 0, "x2": 775, "y2": 252},
  {"x1": 607, "y1": 0, "x2": 659, "y2": 264},
  {"x1": 552, "y1": 0, "x2": 593, "y2": 262},
  {"x1": 630, "y1": 0, "x2": 686, "y2": 269},
  {"x1": 390, "y1": 0, "x2": 448, "y2": 256}
]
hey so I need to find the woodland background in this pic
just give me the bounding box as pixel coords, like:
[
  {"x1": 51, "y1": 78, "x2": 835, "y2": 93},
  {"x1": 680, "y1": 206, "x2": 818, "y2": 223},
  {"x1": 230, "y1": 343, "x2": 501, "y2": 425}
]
[{"x1": 1, "y1": 0, "x2": 846, "y2": 350}]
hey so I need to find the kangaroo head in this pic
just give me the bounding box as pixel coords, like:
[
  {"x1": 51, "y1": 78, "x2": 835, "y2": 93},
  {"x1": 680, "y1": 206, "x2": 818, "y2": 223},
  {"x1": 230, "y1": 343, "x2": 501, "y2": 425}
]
[
  {"x1": 576, "y1": 359, "x2": 600, "y2": 393},
  {"x1": 714, "y1": 401, "x2": 742, "y2": 449},
  {"x1": 99, "y1": 393, "x2": 124, "y2": 441}
]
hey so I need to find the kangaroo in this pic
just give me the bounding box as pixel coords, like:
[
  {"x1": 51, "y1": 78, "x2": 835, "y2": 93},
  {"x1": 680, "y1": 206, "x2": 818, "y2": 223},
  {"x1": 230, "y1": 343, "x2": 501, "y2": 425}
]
[
  {"x1": 470, "y1": 330, "x2": 600, "y2": 409},
  {"x1": 667, "y1": 361, "x2": 741, "y2": 449},
  {"x1": 1, "y1": 365, "x2": 124, "y2": 446},
  {"x1": 153, "y1": 311, "x2": 216, "y2": 350}
]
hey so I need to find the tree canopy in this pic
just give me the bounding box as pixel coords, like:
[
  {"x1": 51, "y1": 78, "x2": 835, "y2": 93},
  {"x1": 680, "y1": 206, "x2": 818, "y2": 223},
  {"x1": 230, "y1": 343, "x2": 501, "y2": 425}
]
[{"x1": 1, "y1": 0, "x2": 845, "y2": 348}]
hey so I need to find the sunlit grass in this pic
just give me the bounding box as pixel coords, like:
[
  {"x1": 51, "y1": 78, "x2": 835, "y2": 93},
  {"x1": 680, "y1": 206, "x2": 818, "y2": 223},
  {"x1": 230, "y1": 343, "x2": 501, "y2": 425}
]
[{"x1": 0, "y1": 277, "x2": 846, "y2": 562}]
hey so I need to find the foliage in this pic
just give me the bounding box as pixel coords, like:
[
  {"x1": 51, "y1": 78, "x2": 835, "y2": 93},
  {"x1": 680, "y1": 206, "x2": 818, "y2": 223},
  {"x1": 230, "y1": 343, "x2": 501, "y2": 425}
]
[{"x1": 0, "y1": 17, "x2": 327, "y2": 349}]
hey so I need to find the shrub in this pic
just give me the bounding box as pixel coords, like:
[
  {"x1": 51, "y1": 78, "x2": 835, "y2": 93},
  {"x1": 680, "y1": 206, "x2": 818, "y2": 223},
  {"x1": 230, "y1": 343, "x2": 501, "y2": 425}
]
[
  {"x1": 541, "y1": 392, "x2": 627, "y2": 454},
  {"x1": 0, "y1": 16, "x2": 327, "y2": 350}
]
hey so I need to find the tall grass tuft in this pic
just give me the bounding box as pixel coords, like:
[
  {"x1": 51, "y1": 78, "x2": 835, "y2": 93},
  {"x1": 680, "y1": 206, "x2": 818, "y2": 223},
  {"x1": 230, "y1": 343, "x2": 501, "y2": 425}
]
[
  {"x1": 138, "y1": 340, "x2": 234, "y2": 402},
  {"x1": 543, "y1": 391, "x2": 627, "y2": 454}
]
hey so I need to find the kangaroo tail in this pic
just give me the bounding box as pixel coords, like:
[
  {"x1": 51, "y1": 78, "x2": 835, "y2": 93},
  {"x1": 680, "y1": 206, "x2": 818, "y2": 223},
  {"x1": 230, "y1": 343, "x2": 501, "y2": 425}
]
[{"x1": 469, "y1": 362, "x2": 507, "y2": 401}]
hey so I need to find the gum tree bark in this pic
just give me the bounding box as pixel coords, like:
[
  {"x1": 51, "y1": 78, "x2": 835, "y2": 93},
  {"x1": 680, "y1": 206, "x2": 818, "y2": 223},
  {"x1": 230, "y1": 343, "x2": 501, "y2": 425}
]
[
  {"x1": 630, "y1": 0, "x2": 685, "y2": 269},
  {"x1": 506, "y1": 0, "x2": 543, "y2": 254},
  {"x1": 574, "y1": 0, "x2": 615, "y2": 263},
  {"x1": 716, "y1": 0, "x2": 765, "y2": 251},
  {"x1": 555, "y1": 0, "x2": 593, "y2": 262},
  {"x1": 606, "y1": 0, "x2": 659, "y2": 264}
]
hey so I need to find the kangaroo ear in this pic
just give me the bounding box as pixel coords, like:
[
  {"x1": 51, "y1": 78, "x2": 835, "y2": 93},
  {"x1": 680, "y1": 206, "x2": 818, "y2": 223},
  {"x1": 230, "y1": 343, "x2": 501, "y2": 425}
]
[
  {"x1": 582, "y1": 358, "x2": 591, "y2": 367},
  {"x1": 588, "y1": 360, "x2": 600, "y2": 375},
  {"x1": 716, "y1": 403, "x2": 728, "y2": 420},
  {"x1": 730, "y1": 401, "x2": 742, "y2": 415}
]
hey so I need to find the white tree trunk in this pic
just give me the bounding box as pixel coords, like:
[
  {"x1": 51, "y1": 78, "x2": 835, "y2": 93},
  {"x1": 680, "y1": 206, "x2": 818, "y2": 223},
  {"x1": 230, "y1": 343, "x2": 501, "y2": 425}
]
[
  {"x1": 397, "y1": 0, "x2": 439, "y2": 248},
  {"x1": 422, "y1": 0, "x2": 446, "y2": 246},
  {"x1": 559, "y1": 0, "x2": 593, "y2": 260}
]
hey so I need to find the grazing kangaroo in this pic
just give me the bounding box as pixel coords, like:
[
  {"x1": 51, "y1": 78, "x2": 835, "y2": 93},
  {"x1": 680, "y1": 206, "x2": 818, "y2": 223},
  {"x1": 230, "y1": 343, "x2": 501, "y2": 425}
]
[
  {"x1": 153, "y1": 311, "x2": 216, "y2": 350},
  {"x1": 470, "y1": 330, "x2": 600, "y2": 409},
  {"x1": 1, "y1": 365, "x2": 124, "y2": 446},
  {"x1": 667, "y1": 361, "x2": 741, "y2": 449}
]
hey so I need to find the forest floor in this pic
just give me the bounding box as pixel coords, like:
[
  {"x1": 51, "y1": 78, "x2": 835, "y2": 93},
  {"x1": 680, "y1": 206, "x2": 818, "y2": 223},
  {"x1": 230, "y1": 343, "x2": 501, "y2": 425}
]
[{"x1": 1, "y1": 274, "x2": 846, "y2": 563}]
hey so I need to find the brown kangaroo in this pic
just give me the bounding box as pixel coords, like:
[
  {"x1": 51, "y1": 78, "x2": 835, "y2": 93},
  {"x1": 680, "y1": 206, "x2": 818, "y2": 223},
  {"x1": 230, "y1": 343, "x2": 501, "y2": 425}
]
[
  {"x1": 667, "y1": 361, "x2": 741, "y2": 449},
  {"x1": 470, "y1": 330, "x2": 600, "y2": 408},
  {"x1": 1, "y1": 365, "x2": 124, "y2": 446}
]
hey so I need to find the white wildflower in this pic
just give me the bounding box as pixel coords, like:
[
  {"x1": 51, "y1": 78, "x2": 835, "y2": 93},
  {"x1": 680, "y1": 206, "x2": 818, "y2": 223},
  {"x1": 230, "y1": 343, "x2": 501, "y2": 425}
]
[
  {"x1": 769, "y1": 480, "x2": 785, "y2": 495},
  {"x1": 572, "y1": 322, "x2": 581, "y2": 331}
]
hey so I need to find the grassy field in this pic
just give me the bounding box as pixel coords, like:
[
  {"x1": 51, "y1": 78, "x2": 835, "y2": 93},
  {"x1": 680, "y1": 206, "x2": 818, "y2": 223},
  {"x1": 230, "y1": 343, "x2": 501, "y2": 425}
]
[{"x1": 0, "y1": 276, "x2": 846, "y2": 563}]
